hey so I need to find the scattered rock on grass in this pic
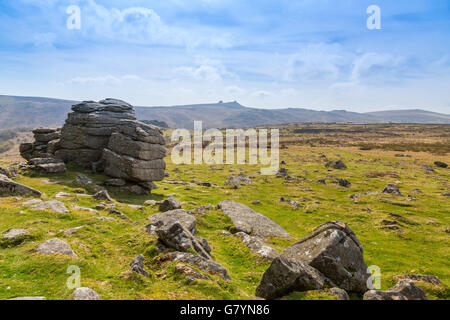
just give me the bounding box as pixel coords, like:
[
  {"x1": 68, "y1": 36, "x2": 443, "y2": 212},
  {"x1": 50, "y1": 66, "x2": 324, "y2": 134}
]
[
  {"x1": 2, "y1": 229, "x2": 29, "y2": 241},
  {"x1": 29, "y1": 200, "x2": 69, "y2": 214},
  {"x1": 146, "y1": 209, "x2": 197, "y2": 235},
  {"x1": 175, "y1": 263, "x2": 210, "y2": 282},
  {"x1": 0, "y1": 174, "x2": 42, "y2": 197},
  {"x1": 36, "y1": 238, "x2": 77, "y2": 257},
  {"x1": 234, "y1": 232, "x2": 278, "y2": 261},
  {"x1": 434, "y1": 161, "x2": 448, "y2": 168},
  {"x1": 93, "y1": 189, "x2": 113, "y2": 202},
  {"x1": 159, "y1": 197, "x2": 181, "y2": 212},
  {"x1": 382, "y1": 184, "x2": 403, "y2": 196},
  {"x1": 326, "y1": 160, "x2": 347, "y2": 170},
  {"x1": 218, "y1": 200, "x2": 291, "y2": 239},
  {"x1": 159, "y1": 251, "x2": 230, "y2": 280},
  {"x1": 73, "y1": 287, "x2": 100, "y2": 300},
  {"x1": 279, "y1": 197, "x2": 301, "y2": 209},
  {"x1": 363, "y1": 280, "x2": 427, "y2": 300},
  {"x1": 224, "y1": 176, "x2": 240, "y2": 189},
  {"x1": 130, "y1": 254, "x2": 147, "y2": 276},
  {"x1": 393, "y1": 274, "x2": 443, "y2": 286}
]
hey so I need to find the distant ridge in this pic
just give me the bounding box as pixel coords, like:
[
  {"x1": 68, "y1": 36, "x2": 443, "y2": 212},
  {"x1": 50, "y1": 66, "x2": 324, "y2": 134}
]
[{"x1": 1, "y1": 95, "x2": 449, "y2": 130}]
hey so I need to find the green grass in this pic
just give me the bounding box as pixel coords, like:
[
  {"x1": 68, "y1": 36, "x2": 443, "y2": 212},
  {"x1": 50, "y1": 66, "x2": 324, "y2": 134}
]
[{"x1": 0, "y1": 145, "x2": 449, "y2": 300}]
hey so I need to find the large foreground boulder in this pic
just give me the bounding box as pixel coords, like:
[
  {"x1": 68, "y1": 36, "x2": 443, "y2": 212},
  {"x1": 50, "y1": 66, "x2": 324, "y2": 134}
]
[
  {"x1": 0, "y1": 174, "x2": 41, "y2": 197},
  {"x1": 256, "y1": 221, "x2": 370, "y2": 299},
  {"x1": 55, "y1": 99, "x2": 136, "y2": 168},
  {"x1": 255, "y1": 257, "x2": 332, "y2": 299},
  {"x1": 217, "y1": 200, "x2": 290, "y2": 239}
]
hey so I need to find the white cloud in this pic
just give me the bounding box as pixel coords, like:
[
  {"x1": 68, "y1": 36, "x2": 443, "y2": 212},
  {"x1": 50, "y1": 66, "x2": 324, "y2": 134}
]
[
  {"x1": 172, "y1": 59, "x2": 235, "y2": 82},
  {"x1": 284, "y1": 43, "x2": 349, "y2": 82},
  {"x1": 77, "y1": 0, "x2": 233, "y2": 48}
]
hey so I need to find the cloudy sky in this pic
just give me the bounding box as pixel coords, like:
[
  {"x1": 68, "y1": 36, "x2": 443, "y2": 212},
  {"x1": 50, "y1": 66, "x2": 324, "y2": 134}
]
[{"x1": 0, "y1": 0, "x2": 449, "y2": 112}]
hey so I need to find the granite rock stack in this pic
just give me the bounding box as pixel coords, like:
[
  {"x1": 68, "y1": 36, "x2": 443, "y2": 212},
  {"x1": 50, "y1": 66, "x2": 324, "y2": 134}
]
[
  {"x1": 19, "y1": 98, "x2": 167, "y2": 193},
  {"x1": 55, "y1": 99, "x2": 136, "y2": 169}
]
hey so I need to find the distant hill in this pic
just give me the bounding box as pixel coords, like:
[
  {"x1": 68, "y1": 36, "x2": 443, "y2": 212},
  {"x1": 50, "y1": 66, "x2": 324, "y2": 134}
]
[{"x1": 1, "y1": 95, "x2": 449, "y2": 129}]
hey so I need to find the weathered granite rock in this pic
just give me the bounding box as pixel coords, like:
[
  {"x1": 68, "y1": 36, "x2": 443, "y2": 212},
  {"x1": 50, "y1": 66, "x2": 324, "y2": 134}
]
[
  {"x1": 224, "y1": 176, "x2": 240, "y2": 189},
  {"x1": 175, "y1": 263, "x2": 210, "y2": 282},
  {"x1": 256, "y1": 221, "x2": 370, "y2": 299},
  {"x1": 20, "y1": 128, "x2": 61, "y2": 161},
  {"x1": 393, "y1": 274, "x2": 443, "y2": 286},
  {"x1": 130, "y1": 254, "x2": 147, "y2": 276},
  {"x1": 382, "y1": 184, "x2": 403, "y2": 196},
  {"x1": 2, "y1": 229, "x2": 29, "y2": 241},
  {"x1": 28, "y1": 158, "x2": 66, "y2": 174},
  {"x1": 146, "y1": 209, "x2": 197, "y2": 235},
  {"x1": 0, "y1": 174, "x2": 41, "y2": 197},
  {"x1": 29, "y1": 200, "x2": 69, "y2": 213},
  {"x1": 92, "y1": 189, "x2": 113, "y2": 202},
  {"x1": 326, "y1": 160, "x2": 347, "y2": 169},
  {"x1": 159, "y1": 197, "x2": 182, "y2": 212},
  {"x1": 217, "y1": 200, "x2": 291, "y2": 239},
  {"x1": 434, "y1": 161, "x2": 448, "y2": 168},
  {"x1": 276, "y1": 221, "x2": 369, "y2": 293},
  {"x1": 327, "y1": 287, "x2": 350, "y2": 300},
  {"x1": 35, "y1": 238, "x2": 77, "y2": 257},
  {"x1": 55, "y1": 99, "x2": 136, "y2": 168},
  {"x1": 159, "y1": 251, "x2": 230, "y2": 280},
  {"x1": 255, "y1": 257, "x2": 332, "y2": 299},
  {"x1": 156, "y1": 222, "x2": 212, "y2": 259},
  {"x1": 73, "y1": 287, "x2": 100, "y2": 300},
  {"x1": 102, "y1": 119, "x2": 166, "y2": 183},
  {"x1": 363, "y1": 280, "x2": 427, "y2": 300},
  {"x1": 234, "y1": 232, "x2": 278, "y2": 261}
]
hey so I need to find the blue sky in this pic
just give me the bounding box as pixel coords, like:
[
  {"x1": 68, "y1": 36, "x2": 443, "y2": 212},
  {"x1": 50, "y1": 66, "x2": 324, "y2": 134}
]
[{"x1": 0, "y1": 0, "x2": 449, "y2": 112}]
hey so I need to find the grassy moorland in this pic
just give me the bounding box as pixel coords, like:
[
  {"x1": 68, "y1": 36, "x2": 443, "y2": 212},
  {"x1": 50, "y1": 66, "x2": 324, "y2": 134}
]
[{"x1": 0, "y1": 124, "x2": 449, "y2": 300}]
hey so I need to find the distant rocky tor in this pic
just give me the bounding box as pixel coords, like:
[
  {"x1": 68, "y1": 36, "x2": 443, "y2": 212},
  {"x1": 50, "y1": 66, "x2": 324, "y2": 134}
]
[{"x1": 18, "y1": 98, "x2": 166, "y2": 195}]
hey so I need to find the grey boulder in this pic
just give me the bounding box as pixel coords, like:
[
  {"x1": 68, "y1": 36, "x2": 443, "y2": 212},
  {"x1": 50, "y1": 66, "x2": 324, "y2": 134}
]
[
  {"x1": 255, "y1": 257, "x2": 332, "y2": 299},
  {"x1": 73, "y1": 287, "x2": 100, "y2": 300},
  {"x1": 159, "y1": 197, "x2": 182, "y2": 212},
  {"x1": 0, "y1": 174, "x2": 41, "y2": 197},
  {"x1": 146, "y1": 209, "x2": 197, "y2": 235},
  {"x1": 363, "y1": 280, "x2": 427, "y2": 300},
  {"x1": 36, "y1": 238, "x2": 77, "y2": 257},
  {"x1": 218, "y1": 200, "x2": 291, "y2": 239}
]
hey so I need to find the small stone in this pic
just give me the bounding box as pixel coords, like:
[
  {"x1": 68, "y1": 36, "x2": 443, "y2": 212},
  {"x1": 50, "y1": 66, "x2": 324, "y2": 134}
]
[
  {"x1": 434, "y1": 161, "x2": 448, "y2": 168},
  {"x1": 64, "y1": 226, "x2": 84, "y2": 235},
  {"x1": 73, "y1": 287, "x2": 100, "y2": 300},
  {"x1": 159, "y1": 197, "x2": 181, "y2": 212},
  {"x1": 382, "y1": 184, "x2": 403, "y2": 196},
  {"x1": 130, "y1": 254, "x2": 147, "y2": 276},
  {"x1": 93, "y1": 189, "x2": 113, "y2": 202}
]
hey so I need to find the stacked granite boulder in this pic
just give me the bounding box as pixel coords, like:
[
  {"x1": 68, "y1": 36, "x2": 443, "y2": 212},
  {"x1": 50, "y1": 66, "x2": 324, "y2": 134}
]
[
  {"x1": 55, "y1": 99, "x2": 136, "y2": 169},
  {"x1": 19, "y1": 128, "x2": 66, "y2": 173},
  {"x1": 20, "y1": 128, "x2": 61, "y2": 161},
  {"x1": 19, "y1": 98, "x2": 166, "y2": 193},
  {"x1": 102, "y1": 119, "x2": 166, "y2": 194}
]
